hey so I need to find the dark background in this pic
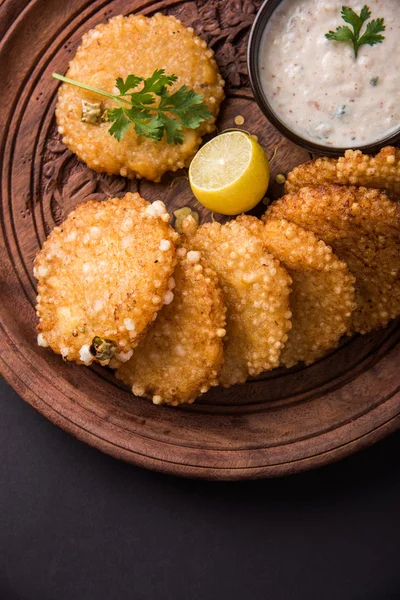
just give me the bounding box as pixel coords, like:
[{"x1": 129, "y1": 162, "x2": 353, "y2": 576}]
[{"x1": 1, "y1": 377, "x2": 399, "y2": 600}]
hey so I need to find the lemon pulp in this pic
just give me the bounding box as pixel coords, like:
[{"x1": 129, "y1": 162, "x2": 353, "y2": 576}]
[{"x1": 189, "y1": 131, "x2": 270, "y2": 215}]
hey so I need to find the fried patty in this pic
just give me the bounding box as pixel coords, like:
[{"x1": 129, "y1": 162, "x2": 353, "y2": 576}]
[
  {"x1": 115, "y1": 246, "x2": 226, "y2": 405},
  {"x1": 238, "y1": 216, "x2": 355, "y2": 366},
  {"x1": 265, "y1": 185, "x2": 400, "y2": 334},
  {"x1": 284, "y1": 147, "x2": 400, "y2": 200},
  {"x1": 34, "y1": 193, "x2": 178, "y2": 364},
  {"x1": 187, "y1": 220, "x2": 292, "y2": 386},
  {"x1": 56, "y1": 13, "x2": 224, "y2": 182}
]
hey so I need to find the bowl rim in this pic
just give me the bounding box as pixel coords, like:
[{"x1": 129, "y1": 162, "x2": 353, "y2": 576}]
[{"x1": 247, "y1": 0, "x2": 400, "y2": 157}]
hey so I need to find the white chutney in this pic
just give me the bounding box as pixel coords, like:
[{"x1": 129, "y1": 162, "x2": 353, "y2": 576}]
[{"x1": 259, "y1": 0, "x2": 400, "y2": 147}]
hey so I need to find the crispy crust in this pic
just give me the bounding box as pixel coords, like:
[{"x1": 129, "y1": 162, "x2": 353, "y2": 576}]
[
  {"x1": 265, "y1": 185, "x2": 400, "y2": 334},
  {"x1": 238, "y1": 216, "x2": 355, "y2": 367},
  {"x1": 56, "y1": 13, "x2": 224, "y2": 182},
  {"x1": 34, "y1": 193, "x2": 178, "y2": 364},
  {"x1": 284, "y1": 147, "x2": 400, "y2": 200},
  {"x1": 115, "y1": 246, "x2": 226, "y2": 405},
  {"x1": 187, "y1": 220, "x2": 292, "y2": 386}
]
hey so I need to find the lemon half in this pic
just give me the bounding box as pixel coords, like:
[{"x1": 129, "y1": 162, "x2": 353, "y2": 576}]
[{"x1": 189, "y1": 131, "x2": 270, "y2": 215}]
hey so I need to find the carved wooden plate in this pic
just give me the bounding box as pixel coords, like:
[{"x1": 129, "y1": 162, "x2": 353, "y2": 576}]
[{"x1": 1, "y1": 0, "x2": 399, "y2": 479}]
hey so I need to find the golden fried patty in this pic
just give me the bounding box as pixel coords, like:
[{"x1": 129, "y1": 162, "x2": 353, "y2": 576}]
[
  {"x1": 56, "y1": 13, "x2": 224, "y2": 182},
  {"x1": 115, "y1": 246, "x2": 226, "y2": 405},
  {"x1": 34, "y1": 193, "x2": 178, "y2": 364},
  {"x1": 265, "y1": 185, "x2": 400, "y2": 334},
  {"x1": 238, "y1": 216, "x2": 355, "y2": 367},
  {"x1": 284, "y1": 147, "x2": 400, "y2": 200},
  {"x1": 187, "y1": 220, "x2": 292, "y2": 386}
]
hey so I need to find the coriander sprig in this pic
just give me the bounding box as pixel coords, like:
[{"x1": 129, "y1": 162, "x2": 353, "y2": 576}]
[
  {"x1": 325, "y1": 5, "x2": 385, "y2": 59},
  {"x1": 52, "y1": 69, "x2": 212, "y2": 144}
]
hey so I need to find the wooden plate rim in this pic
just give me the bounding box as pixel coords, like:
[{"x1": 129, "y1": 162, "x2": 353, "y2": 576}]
[
  {"x1": 0, "y1": 0, "x2": 399, "y2": 480},
  {"x1": 2, "y1": 323, "x2": 399, "y2": 480}
]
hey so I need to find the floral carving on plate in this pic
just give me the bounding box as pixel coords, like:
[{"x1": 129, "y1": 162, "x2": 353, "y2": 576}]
[
  {"x1": 41, "y1": 126, "x2": 137, "y2": 232},
  {"x1": 167, "y1": 0, "x2": 262, "y2": 89},
  {"x1": 40, "y1": 0, "x2": 262, "y2": 229}
]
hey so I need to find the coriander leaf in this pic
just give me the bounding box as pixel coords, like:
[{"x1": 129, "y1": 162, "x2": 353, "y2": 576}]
[
  {"x1": 161, "y1": 86, "x2": 203, "y2": 110},
  {"x1": 158, "y1": 86, "x2": 212, "y2": 128},
  {"x1": 325, "y1": 5, "x2": 385, "y2": 59},
  {"x1": 107, "y1": 108, "x2": 131, "y2": 141},
  {"x1": 358, "y1": 18, "x2": 386, "y2": 48},
  {"x1": 116, "y1": 74, "x2": 143, "y2": 95},
  {"x1": 163, "y1": 118, "x2": 184, "y2": 145},
  {"x1": 133, "y1": 117, "x2": 164, "y2": 141},
  {"x1": 53, "y1": 69, "x2": 211, "y2": 144},
  {"x1": 141, "y1": 69, "x2": 178, "y2": 95},
  {"x1": 341, "y1": 5, "x2": 370, "y2": 37},
  {"x1": 121, "y1": 106, "x2": 164, "y2": 141},
  {"x1": 128, "y1": 70, "x2": 178, "y2": 106},
  {"x1": 176, "y1": 102, "x2": 213, "y2": 129},
  {"x1": 129, "y1": 91, "x2": 155, "y2": 106},
  {"x1": 325, "y1": 26, "x2": 354, "y2": 42},
  {"x1": 359, "y1": 5, "x2": 372, "y2": 23}
]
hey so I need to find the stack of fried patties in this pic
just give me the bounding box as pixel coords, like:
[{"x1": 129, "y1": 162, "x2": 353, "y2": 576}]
[
  {"x1": 35, "y1": 148, "x2": 400, "y2": 407},
  {"x1": 35, "y1": 193, "x2": 227, "y2": 406}
]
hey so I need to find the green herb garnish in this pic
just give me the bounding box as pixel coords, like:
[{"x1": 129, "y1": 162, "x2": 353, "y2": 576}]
[
  {"x1": 325, "y1": 5, "x2": 385, "y2": 59},
  {"x1": 90, "y1": 336, "x2": 117, "y2": 362},
  {"x1": 53, "y1": 69, "x2": 212, "y2": 144},
  {"x1": 81, "y1": 99, "x2": 103, "y2": 124},
  {"x1": 370, "y1": 76, "x2": 379, "y2": 86}
]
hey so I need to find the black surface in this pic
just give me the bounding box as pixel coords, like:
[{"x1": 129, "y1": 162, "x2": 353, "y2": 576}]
[{"x1": 1, "y1": 376, "x2": 400, "y2": 600}]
